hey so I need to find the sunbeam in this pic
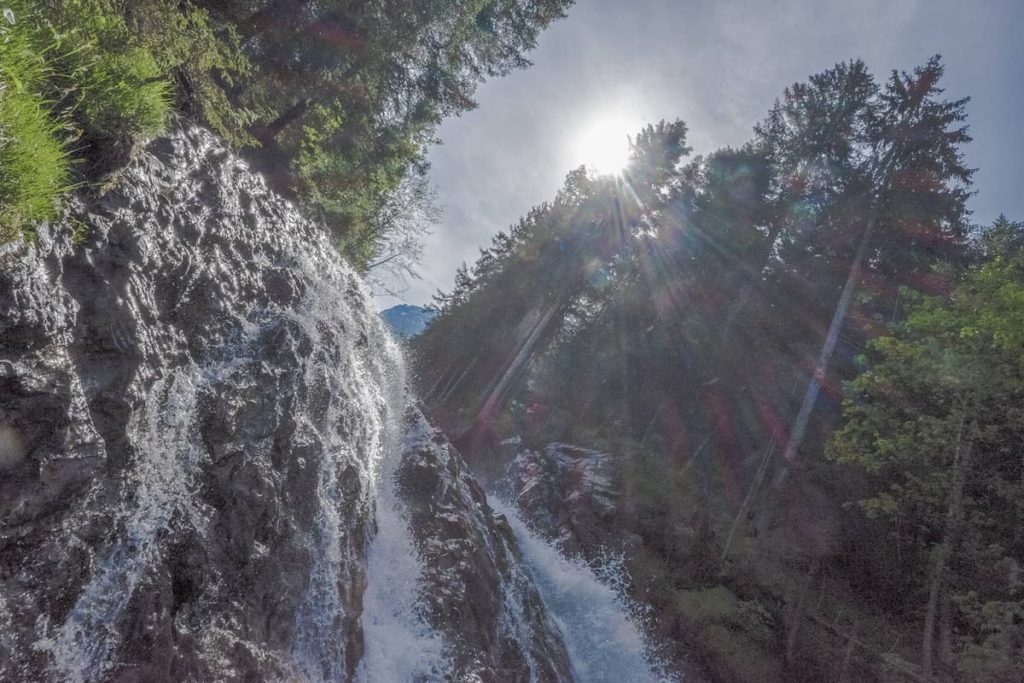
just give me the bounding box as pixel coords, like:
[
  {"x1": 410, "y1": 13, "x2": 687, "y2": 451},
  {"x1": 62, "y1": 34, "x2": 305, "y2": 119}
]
[{"x1": 570, "y1": 111, "x2": 642, "y2": 175}]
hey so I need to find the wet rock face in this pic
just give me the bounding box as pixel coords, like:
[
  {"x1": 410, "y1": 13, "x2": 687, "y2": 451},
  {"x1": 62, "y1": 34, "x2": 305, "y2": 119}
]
[
  {"x1": 0, "y1": 120, "x2": 595, "y2": 683},
  {"x1": 0, "y1": 124, "x2": 400, "y2": 681},
  {"x1": 503, "y1": 443, "x2": 620, "y2": 558},
  {"x1": 399, "y1": 415, "x2": 574, "y2": 682}
]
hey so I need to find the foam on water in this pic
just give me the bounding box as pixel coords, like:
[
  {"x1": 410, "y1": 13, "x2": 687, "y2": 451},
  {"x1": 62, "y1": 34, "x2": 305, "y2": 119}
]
[
  {"x1": 355, "y1": 414, "x2": 452, "y2": 683},
  {"x1": 490, "y1": 498, "x2": 675, "y2": 683}
]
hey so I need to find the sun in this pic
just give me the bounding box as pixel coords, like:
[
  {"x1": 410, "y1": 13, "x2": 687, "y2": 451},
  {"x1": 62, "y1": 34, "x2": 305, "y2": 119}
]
[{"x1": 568, "y1": 112, "x2": 638, "y2": 175}]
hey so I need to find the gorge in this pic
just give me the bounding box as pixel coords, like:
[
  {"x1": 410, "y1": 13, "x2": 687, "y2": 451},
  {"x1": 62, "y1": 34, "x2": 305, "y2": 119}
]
[{"x1": 0, "y1": 123, "x2": 674, "y2": 682}]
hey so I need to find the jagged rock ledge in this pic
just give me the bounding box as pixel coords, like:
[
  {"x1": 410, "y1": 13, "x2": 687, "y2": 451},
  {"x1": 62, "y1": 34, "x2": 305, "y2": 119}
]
[
  {"x1": 0, "y1": 121, "x2": 594, "y2": 683},
  {"x1": 399, "y1": 413, "x2": 574, "y2": 682},
  {"x1": 0, "y1": 122, "x2": 398, "y2": 681}
]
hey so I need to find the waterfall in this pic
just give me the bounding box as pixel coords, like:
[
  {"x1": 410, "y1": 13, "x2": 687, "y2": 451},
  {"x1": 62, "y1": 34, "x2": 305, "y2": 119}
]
[
  {"x1": 33, "y1": 366, "x2": 207, "y2": 681},
  {"x1": 1, "y1": 121, "x2": 452, "y2": 682},
  {"x1": 1, "y1": 123, "x2": 680, "y2": 682},
  {"x1": 283, "y1": 268, "x2": 412, "y2": 681},
  {"x1": 355, "y1": 416, "x2": 451, "y2": 682},
  {"x1": 490, "y1": 499, "x2": 676, "y2": 683},
  {"x1": 29, "y1": 244, "x2": 422, "y2": 681}
]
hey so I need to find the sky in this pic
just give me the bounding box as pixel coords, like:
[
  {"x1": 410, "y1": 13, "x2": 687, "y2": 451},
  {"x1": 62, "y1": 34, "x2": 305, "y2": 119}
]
[{"x1": 375, "y1": 0, "x2": 1024, "y2": 309}]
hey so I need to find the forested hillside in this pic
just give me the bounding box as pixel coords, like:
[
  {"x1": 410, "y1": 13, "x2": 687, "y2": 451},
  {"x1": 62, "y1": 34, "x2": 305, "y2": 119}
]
[
  {"x1": 3, "y1": 3, "x2": 1020, "y2": 680},
  {"x1": 414, "y1": 58, "x2": 1024, "y2": 680},
  {"x1": 0, "y1": 0, "x2": 570, "y2": 268}
]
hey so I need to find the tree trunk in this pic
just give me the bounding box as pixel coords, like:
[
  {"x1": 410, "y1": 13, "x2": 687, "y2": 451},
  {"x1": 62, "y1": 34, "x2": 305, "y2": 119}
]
[
  {"x1": 939, "y1": 590, "x2": 954, "y2": 676},
  {"x1": 786, "y1": 557, "x2": 820, "y2": 665},
  {"x1": 438, "y1": 353, "x2": 481, "y2": 406},
  {"x1": 424, "y1": 364, "x2": 457, "y2": 404},
  {"x1": 922, "y1": 416, "x2": 975, "y2": 678},
  {"x1": 1017, "y1": 446, "x2": 1024, "y2": 548},
  {"x1": 262, "y1": 98, "x2": 315, "y2": 141},
  {"x1": 475, "y1": 299, "x2": 561, "y2": 426},
  {"x1": 837, "y1": 622, "x2": 858, "y2": 683},
  {"x1": 254, "y1": 58, "x2": 367, "y2": 143},
  {"x1": 721, "y1": 438, "x2": 776, "y2": 562},
  {"x1": 921, "y1": 568, "x2": 942, "y2": 678}
]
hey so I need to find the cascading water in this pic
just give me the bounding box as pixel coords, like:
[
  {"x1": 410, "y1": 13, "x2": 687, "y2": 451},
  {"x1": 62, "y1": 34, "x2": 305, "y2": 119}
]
[
  {"x1": 22, "y1": 170, "x2": 424, "y2": 681},
  {"x1": 0, "y1": 123, "x2": 452, "y2": 682},
  {"x1": 490, "y1": 499, "x2": 676, "y2": 683},
  {"x1": 0, "y1": 122, "x2": 682, "y2": 682},
  {"x1": 33, "y1": 365, "x2": 207, "y2": 681},
  {"x1": 282, "y1": 271, "x2": 412, "y2": 682},
  {"x1": 355, "y1": 417, "x2": 451, "y2": 682}
]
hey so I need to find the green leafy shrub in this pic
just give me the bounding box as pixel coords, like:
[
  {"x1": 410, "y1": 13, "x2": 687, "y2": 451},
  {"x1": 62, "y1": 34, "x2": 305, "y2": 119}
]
[{"x1": 120, "y1": 0, "x2": 253, "y2": 145}]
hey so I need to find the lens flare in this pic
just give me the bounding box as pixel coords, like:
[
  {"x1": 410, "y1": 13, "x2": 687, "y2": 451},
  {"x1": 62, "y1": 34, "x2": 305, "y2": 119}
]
[{"x1": 569, "y1": 112, "x2": 639, "y2": 175}]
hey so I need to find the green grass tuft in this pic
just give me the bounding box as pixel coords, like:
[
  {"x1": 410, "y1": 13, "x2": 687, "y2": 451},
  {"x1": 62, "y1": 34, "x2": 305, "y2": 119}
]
[
  {"x1": 0, "y1": 6, "x2": 70, "y2": 242},
  {"x1": 0, "y1": 87, "x2": 70, "y2": 241},
  {"x1": 0, "y1": 0, "x2": 180, "y2": 243},
  {"x1": 47, "y1": 0, "x2": 171, "y2": 140}
]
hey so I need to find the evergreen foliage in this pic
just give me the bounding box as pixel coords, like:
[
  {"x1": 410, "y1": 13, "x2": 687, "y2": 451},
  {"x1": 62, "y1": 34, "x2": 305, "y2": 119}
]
[
  {"x1": 0, "y1": 0, "x2": 571, "y2": 269},
  {"x1": 187, "y1": 0, "x2": 573, "y2": 267},
  {"x1": 412, "y1": 57, "x2": 1021, "y2": 680}
]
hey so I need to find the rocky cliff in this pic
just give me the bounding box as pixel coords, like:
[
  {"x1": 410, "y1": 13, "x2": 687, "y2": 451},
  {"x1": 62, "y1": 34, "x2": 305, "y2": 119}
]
[
  {"x1": 0, "y1": 124, "x2": 574, "y2": 682},
  {"x1": 399, "y1": 414, "x2": 574, "y2": 681},
  {"x1": 503, "y1": 443, "x2": 620, "y2": 559}
]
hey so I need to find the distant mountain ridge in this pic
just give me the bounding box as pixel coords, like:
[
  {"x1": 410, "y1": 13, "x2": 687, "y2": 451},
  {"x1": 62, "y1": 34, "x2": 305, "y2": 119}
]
[{"x1": 381, "y1": 304, "x2": 437, "y2": 338}]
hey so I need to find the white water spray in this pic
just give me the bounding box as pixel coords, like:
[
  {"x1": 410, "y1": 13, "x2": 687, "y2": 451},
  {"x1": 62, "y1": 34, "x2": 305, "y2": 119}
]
[
  {"x1": 34, "y1": 366, "x2": 208, "y2": 681},
  {"x1": 490, "y1": 499, "x2": 675, "y2": 683},
  {"x1": 286, "y1": 275, "x2": 409, "y2": 681},
  {"x1": 355, "y1": 412, "x2": 451, "y2": 682}
]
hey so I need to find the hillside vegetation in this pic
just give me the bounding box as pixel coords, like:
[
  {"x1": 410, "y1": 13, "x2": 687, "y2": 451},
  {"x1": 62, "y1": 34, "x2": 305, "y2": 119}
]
[
  {"x1": 413, "y1": 58, "x2": 1024, "y2": 681},
  {"x1": 0, "y1": 0, "x2": 571, "y2": 268}
]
